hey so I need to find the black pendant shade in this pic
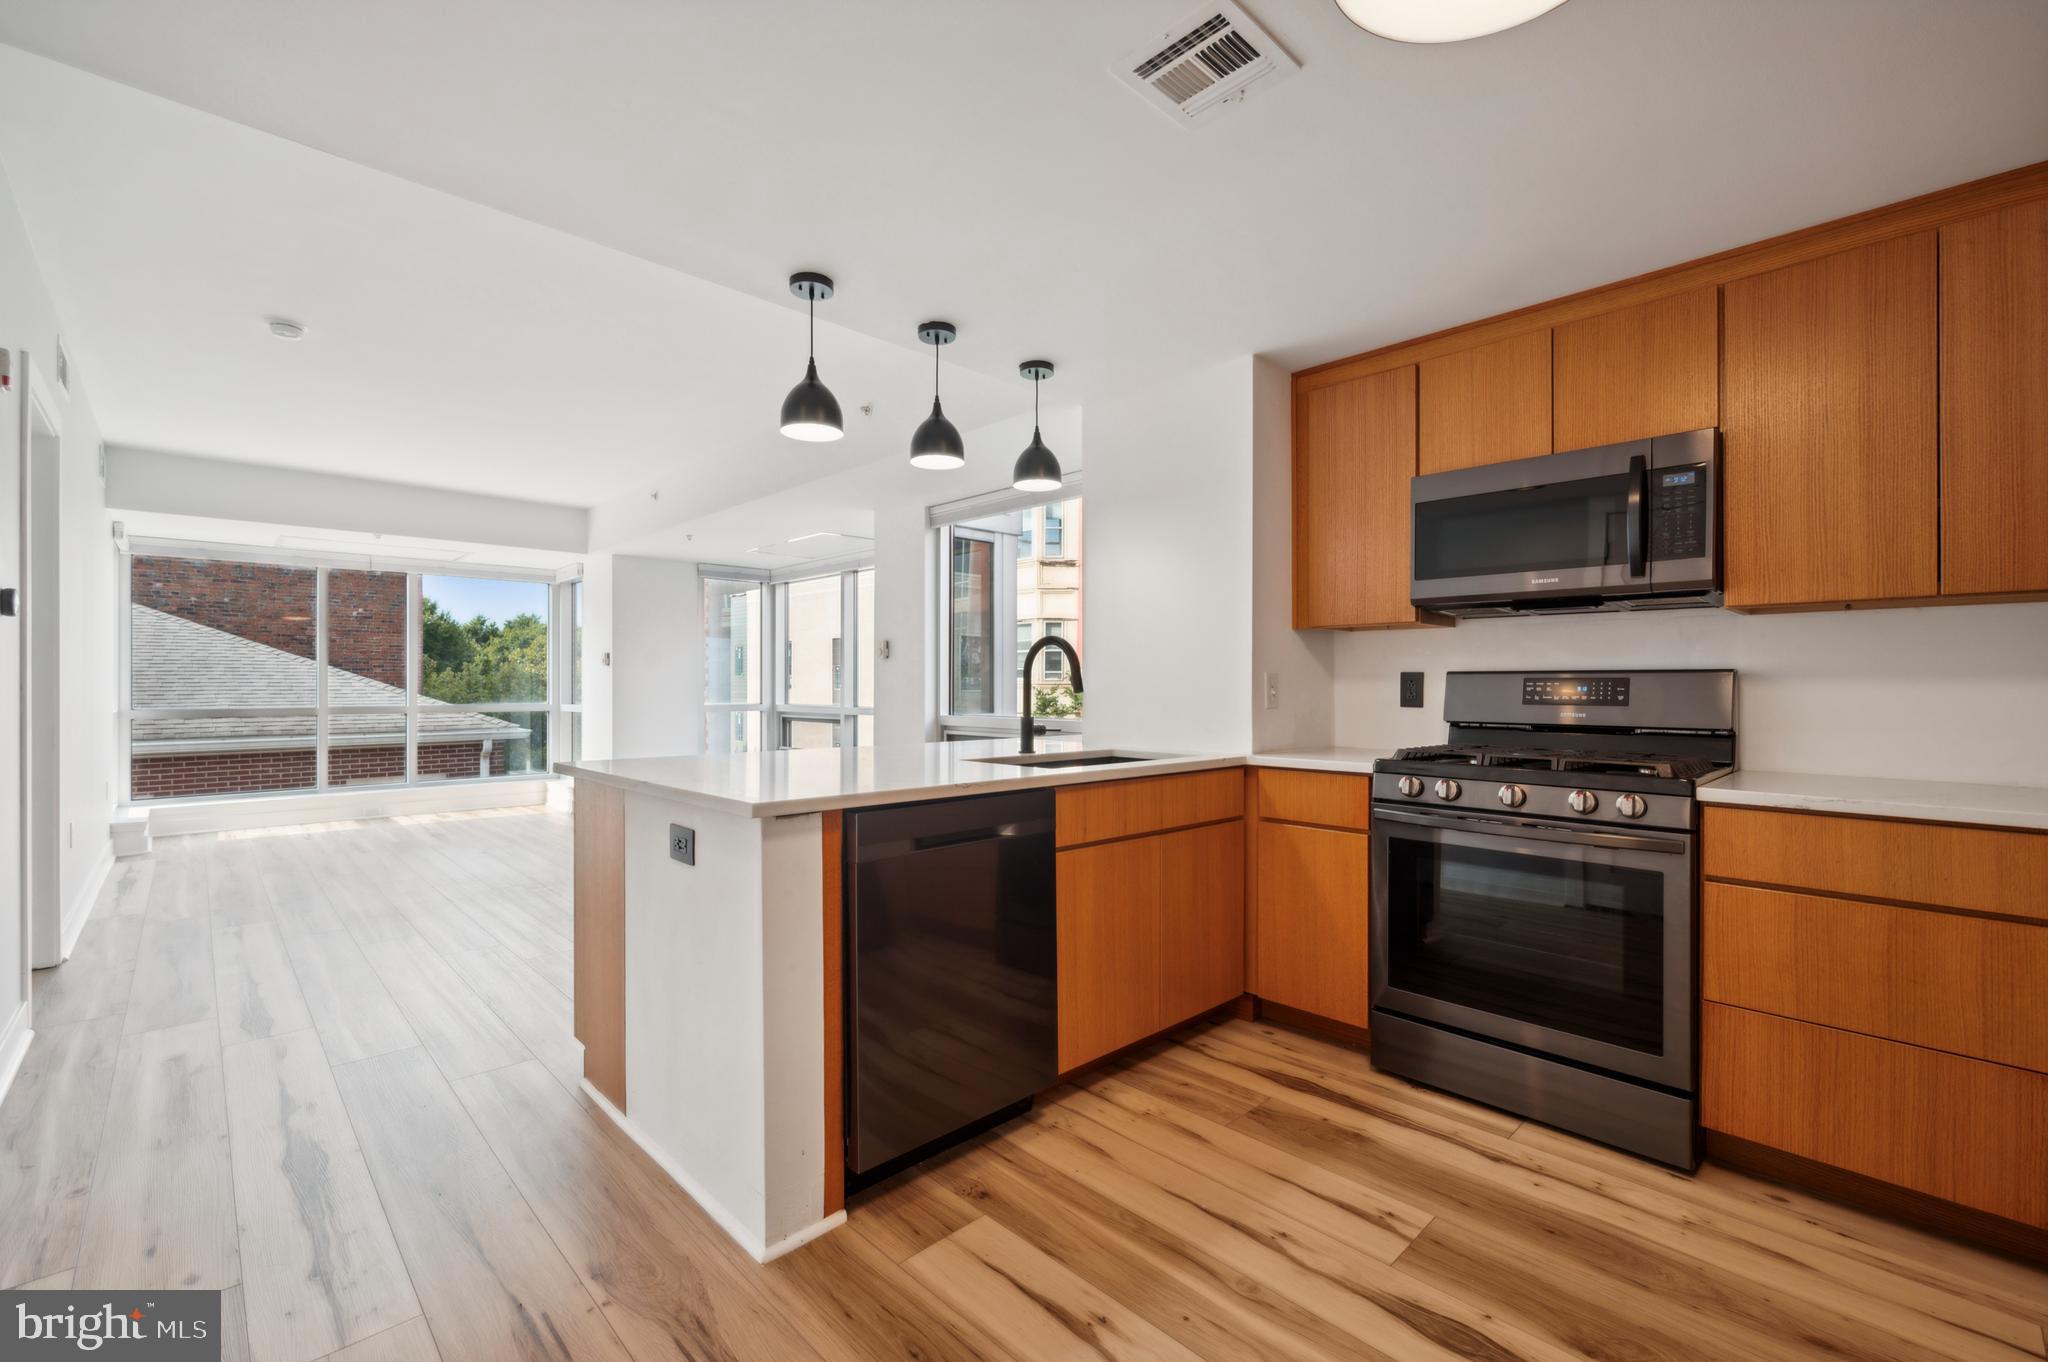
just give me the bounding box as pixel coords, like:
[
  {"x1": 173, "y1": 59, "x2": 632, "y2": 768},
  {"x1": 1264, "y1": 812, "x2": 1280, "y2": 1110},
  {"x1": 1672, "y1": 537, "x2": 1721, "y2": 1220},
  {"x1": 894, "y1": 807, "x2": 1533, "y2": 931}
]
[
  {"x1": 780, "y1": 272, "x2": 844, "y2": 443},
  {"x1": 910, "y1": 321, "x2": 965, "y2": 470},
  {"x1": 1011, "y1": 360, "x2": 1062, "y2": 492}
]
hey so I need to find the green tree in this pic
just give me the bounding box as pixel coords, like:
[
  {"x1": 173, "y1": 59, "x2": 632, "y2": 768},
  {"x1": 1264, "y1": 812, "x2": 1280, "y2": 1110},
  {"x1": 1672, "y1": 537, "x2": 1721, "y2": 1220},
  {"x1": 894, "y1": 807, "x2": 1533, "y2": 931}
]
[{"x1": 420, "y1": 599, "x2": 547, "y2": 704}]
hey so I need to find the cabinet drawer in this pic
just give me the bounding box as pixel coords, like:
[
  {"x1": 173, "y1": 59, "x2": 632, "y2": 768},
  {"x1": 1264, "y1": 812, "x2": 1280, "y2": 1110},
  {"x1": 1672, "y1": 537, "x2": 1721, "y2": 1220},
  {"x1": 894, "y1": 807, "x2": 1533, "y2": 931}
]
[
  {"x1": 1702, "y1": 805, "x2": 2048, "y2": 923},
  {"x1": 1255, "y1": 768, "x2": 1371, "y2": 830},
  {"x1": 1703, "y1": 882, "x2": 2048, "y2": 1071},
  {"x1": 1055, "y1": 768, "x2": 1243, "y2": 849},
  {"x1": 1702, "y1": 1004, "x2": 2048, "y2": 1229}
]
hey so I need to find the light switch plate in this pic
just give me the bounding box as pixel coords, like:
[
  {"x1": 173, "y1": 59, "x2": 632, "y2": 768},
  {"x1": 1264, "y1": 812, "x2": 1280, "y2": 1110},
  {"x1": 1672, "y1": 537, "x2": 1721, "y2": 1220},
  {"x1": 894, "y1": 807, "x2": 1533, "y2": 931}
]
[
  {"x1": 669, "y1": 823, "x2": 696, "y2": 865},
  {"x1": 1263, "y1": 671, "x2": 1279, "y2": 710}
]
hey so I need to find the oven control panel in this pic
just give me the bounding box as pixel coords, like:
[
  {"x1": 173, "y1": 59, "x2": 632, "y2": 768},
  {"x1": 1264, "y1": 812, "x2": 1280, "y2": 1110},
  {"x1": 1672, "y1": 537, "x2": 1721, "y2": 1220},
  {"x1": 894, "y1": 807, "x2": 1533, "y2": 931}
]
[
  {"x1": 1649, "y1": 464, "x2": 1710, "y2": 562},
  {"x1": 1522, "y1": 676, "x2": 1629, "y2": 707}
]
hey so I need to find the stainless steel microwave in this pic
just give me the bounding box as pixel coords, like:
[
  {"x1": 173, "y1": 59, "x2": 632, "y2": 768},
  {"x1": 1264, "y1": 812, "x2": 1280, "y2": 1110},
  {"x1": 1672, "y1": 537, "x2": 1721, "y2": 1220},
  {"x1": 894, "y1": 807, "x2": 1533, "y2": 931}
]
[{"x1": 1410, "y1": 428, "x2": 1720, "y2": 617}]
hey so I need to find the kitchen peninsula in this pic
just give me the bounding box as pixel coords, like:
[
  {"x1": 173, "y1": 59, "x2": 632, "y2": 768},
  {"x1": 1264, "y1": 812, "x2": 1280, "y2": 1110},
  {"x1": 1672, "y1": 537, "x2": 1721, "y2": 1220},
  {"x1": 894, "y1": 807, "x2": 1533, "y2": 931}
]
[{"x1": 555, "y1": 739, "x2": 1270, "y2": 1260}]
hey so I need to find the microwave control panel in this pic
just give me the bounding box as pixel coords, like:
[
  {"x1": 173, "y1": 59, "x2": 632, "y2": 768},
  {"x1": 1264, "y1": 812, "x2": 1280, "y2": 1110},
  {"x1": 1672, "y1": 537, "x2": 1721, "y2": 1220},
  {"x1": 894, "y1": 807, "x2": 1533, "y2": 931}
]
[{"x1": 1650, "y1": 465, "x2": 1709, "y2": 561}]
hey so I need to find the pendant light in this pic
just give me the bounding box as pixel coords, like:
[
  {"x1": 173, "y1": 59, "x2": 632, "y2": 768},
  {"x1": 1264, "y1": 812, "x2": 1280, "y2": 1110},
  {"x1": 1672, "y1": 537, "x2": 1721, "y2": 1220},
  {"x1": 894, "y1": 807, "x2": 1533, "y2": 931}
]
[
  {"x1": 909, "y1": 321, "x2": 965, "y2": 470},
  {"x1": 1011, "y1": 361, "x2": 1062, "y2": 492},
  {"x1": 779, "y1": 271, "x2": 844, "y2": 442},
  {"x1": 1333, "y1": 0, "x2": 1567, "y2": 44}
]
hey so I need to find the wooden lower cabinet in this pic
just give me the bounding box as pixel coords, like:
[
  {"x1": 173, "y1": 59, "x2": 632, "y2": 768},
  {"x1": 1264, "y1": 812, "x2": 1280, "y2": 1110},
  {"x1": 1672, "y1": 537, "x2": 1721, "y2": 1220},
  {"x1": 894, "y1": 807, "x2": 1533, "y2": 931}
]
[
  {"x1": 1056, "y1": 819, "x2": 1244, "y2": 1072},
  {"x1": 572, "y1": 781, "x2": 626, "y2": 1108},
  {"x1": 1253, "y1": 821, "x2": 1370, "y2": 1028},
  {"x1": 1702, "y1": 1004, "x2": 2048, "y2": 1229}
]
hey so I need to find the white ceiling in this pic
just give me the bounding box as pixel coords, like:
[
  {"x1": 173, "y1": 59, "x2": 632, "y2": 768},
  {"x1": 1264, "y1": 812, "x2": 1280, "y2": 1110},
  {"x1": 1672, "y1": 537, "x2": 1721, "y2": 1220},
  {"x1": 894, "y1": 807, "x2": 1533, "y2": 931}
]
[{"x1": 1, "y1": 0, "x2": 2044, "y2": 534}]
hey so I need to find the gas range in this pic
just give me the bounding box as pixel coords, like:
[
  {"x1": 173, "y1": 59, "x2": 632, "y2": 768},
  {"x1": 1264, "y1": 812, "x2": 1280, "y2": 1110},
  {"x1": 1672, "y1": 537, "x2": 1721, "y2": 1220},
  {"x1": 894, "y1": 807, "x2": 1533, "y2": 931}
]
[
  {"x1": 1371, "y1": 671, "x2": 1735, "y2": 832},
  {"x1": 1367, "y1": 668, "x2": 1737, "y2": 1170}
]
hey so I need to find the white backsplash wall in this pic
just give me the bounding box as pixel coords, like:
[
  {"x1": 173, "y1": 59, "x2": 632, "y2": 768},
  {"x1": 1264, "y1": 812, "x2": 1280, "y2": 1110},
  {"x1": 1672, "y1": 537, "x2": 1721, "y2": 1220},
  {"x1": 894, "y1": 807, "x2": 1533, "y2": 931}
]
[{"x1": 1330, "y1": 601, "x2": 2048, "y2": 787}]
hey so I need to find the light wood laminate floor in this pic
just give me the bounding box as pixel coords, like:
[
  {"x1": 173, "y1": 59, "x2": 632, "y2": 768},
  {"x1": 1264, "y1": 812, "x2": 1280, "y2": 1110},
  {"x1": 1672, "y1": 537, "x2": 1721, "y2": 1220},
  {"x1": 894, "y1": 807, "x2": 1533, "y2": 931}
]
[{"x1": 2, "y1": 808, "x2": 2042, "y2": 1361}]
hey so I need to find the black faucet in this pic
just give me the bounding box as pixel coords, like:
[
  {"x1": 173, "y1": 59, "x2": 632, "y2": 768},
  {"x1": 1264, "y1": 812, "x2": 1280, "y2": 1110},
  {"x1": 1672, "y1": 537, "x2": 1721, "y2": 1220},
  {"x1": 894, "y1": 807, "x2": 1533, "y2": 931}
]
[{"x1": 1018, "y1": 635, "x2": 1084, "y2": 754}]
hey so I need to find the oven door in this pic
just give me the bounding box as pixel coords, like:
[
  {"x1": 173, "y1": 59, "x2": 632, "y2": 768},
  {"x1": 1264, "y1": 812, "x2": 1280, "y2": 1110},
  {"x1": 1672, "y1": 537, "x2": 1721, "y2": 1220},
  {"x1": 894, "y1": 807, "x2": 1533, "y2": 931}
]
[{"x1": 1370, "y1": 805, "x2": 1694, "y2": 1091}]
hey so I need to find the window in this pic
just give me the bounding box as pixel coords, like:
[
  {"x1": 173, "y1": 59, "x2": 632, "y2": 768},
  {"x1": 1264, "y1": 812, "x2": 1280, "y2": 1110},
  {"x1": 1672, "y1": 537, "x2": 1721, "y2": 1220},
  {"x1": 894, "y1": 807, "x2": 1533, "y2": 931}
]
[
  {"x1": 703, "y1": 575, "x2": 765, "y2": 753},
  {"x1": 702, "y1": 565, "x2": 873, "y2": 751},
  {"x1": 124, "y1": 549, "x2": 561, "y2": 802},
  {"x1": 937, "y1": 493, "x2": 1083, "y2": 735},
  {"x1": 555, "y1": 578, "x2": 585, "y2": 763}
]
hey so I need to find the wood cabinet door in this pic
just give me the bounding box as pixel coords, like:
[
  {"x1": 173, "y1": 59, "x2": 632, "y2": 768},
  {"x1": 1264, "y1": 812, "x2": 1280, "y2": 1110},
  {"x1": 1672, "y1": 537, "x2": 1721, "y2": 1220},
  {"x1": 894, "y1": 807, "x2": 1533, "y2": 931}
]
[
  {"x1": 1941, "y1": 199, "x2": 2048, "y2": 597},
  {"x1": 1722, "y1": 233, "x2": 1939, "y2": 608},
  {"x1": 1553, "y1": 287, "x2": 1719, "y2": 450},
  {"x1": 1418, "y1": 329, "x2": 1551, "y2": 475},
  {"x1": 1154, "y1": 821, "x2": 1247, "y2": 1032},
  {"x1": 1056, "y1": 821, "x2": 1244, "y2": 1071},
  {"x1": 1293, "y1": 366, "x2": 1423, "y2": 629},
  {"x1": 1253, "y1": 821, "x2": 1370, "y2": 1027}
]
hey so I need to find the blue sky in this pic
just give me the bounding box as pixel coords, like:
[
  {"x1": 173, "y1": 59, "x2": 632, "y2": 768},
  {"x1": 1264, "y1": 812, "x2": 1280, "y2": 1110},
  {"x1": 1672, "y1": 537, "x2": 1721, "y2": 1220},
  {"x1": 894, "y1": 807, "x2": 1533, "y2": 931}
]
[{"x1": 422, "y1": 575, "x2": 548, "y2": 625}]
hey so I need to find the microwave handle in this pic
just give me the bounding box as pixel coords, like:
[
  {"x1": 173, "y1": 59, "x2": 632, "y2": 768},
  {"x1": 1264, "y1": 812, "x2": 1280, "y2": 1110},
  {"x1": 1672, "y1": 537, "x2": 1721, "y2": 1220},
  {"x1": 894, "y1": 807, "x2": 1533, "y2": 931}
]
[{"x1": 1626, "y1": 452, "x2": 1648, "y2": 577}]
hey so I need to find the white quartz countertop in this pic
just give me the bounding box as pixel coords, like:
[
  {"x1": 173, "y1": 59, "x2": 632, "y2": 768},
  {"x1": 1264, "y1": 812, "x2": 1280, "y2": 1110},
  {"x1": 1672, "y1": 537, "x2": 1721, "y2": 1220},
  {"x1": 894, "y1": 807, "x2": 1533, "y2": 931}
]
[
  {"x1": 557, "y1": 739, "x2": 1245, "y2": 818},
  {"x1": 1245, "y1": 747, "x2": 1396, "y2": 775},
  {"x1": 1697, "y1": 769, "x2": 2048, "y2": 831},
  {"x1": 558, "y1": 740, "x2": 1400, "y2": 818}
]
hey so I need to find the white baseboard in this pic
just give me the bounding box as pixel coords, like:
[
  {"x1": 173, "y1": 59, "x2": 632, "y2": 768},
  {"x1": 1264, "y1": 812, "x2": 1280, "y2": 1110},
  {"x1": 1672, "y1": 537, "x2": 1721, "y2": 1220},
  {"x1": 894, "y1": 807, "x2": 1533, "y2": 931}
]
[
  {"x1": 0, "y1": 1003, "x2": 32, "y2": 1113},
  {"x1": 134, "y1": 778, "x2": 552, "y2": 837},
  {"x1": 579, "y1": 1078, "x2": 845, "y2": 1263},
  {"x1": 56, "y1": 841, "x2": 115, "y2": 962}
]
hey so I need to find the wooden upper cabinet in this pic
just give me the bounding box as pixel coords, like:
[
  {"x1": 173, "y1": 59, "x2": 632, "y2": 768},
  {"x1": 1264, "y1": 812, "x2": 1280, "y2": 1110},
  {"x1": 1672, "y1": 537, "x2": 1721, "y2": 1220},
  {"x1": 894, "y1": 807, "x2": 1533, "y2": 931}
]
[
  {"x1": 1722, "y1": 233, "x2": 1939, "y2": 609},
  {"x1": 1940, "y1": 199, "x2": 2048, "y2": 597},
  {"x1": 1417, "y1": 329, "x2": 1551, "y2": 475},
  {"x1": 1553, "y1": 287, "x2": 1719, "y2": 450},
  {"x1": 1293, "y1": 365, "x2": 1436, "y2": 630}
]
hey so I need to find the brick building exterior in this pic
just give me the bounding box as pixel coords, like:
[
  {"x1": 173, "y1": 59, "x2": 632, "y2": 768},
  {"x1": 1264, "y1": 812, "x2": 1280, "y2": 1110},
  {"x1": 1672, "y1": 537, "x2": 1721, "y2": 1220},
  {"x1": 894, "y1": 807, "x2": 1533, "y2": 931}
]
[{"x1": 128, "y1": 557, "x2": 527, "y2": 800}]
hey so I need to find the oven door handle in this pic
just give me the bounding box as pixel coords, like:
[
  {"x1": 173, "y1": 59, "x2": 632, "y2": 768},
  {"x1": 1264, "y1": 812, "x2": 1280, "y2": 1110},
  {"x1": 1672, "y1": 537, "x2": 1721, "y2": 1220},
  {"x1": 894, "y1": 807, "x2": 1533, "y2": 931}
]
[{"x1": 1374, "y1": 806, "x2": 1688, "y2": 855}]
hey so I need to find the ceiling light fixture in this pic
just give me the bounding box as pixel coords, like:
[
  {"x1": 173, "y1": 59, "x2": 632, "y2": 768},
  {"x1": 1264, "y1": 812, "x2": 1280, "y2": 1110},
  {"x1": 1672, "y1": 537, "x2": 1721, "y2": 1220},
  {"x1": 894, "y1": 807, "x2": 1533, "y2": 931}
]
[
  {"x1": 1333, "y1": 0, "x2": 1567, "y2": 43},
  {"x1": 779, "y1": 272, "x2": 844, "y2": 442},
  {"x1": 1011, "y1": 361, "x2": 1062, "y2": 493},
  {"x1": 909, "y1": 321, "x2": 965, "y2": 470},
  {"x1": 267, "y1": 318, "x2": 307, "y2": 340}
]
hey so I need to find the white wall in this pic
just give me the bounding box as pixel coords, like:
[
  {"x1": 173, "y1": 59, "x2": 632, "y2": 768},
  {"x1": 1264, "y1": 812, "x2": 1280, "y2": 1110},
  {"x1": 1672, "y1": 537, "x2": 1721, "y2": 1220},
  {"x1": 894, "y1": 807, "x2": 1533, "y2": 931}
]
[
  {"x1": 1082, "y1": 356, "x2": 1257, "y2": 755},
  {"x1": 0, "y1": 156, "x2": 114, "y2": 993},
  {"x1": 576, "y1": 553, "x2": 616, "y2": 761},
  {"x1": 609, "y1": 554, "x2": 701, "y2": 759},
  {"x1": 1251, "y1": 355, "x2": 1335, "y2": 753},
  {"x1": 1331, "y1": 602, "x2": 2048, "y2": 786}
]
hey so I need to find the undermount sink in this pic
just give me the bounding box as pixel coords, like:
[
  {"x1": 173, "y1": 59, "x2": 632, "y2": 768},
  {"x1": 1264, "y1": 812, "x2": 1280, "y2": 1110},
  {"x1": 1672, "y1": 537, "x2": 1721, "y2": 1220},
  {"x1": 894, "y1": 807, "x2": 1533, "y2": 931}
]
[{"x1": 966, "y1": 751, "x2": 1166, "y2": 769}]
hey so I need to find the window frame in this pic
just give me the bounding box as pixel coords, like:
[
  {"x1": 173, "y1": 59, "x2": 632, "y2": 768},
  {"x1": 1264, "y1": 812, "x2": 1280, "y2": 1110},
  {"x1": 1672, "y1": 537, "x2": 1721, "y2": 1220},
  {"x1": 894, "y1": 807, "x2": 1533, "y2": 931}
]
[
  {"x1": 933, "y1": 486, "x2": 1084, "y2": 742},
  {"x1": 700, "y1": 560, "x2": 874, "y2": 752},
  {"x1": 121, "y1": 539, "x2": 560, "y2": 804}
]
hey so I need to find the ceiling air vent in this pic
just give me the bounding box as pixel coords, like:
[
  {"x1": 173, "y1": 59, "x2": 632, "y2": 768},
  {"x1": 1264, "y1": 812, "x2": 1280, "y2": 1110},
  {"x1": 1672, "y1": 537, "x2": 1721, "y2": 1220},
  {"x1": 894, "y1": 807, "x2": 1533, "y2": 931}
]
[{"x1": 1115, "y1": 2, "x2": 1299, "y2": 127}]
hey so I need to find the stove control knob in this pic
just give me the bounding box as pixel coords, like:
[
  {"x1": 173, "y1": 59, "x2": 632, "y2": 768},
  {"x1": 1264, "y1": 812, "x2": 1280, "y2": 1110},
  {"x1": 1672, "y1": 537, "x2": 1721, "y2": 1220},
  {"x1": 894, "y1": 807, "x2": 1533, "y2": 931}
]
[
  {"x1": 1397, "y1": 775, "x2": 1424, "y2": 798},
  {"x1": 1567, "y1": 789, "x2": 1600, "y2": 814},
  {"x1": 1614, "y1": 793, "x2": 1648, "y2": 820},
  {"x1": 1434, "y1": 778, "x2": 1462, "y2": 802},
  {"x1": 1497, "y1": 784, "x2": 1527, "y2": 809}
]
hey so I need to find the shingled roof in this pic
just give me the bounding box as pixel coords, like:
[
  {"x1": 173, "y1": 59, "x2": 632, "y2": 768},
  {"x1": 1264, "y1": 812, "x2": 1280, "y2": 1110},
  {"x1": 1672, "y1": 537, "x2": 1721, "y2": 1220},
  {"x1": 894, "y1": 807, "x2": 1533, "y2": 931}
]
[{"x1": 130, "y1": 605, "x2": 529, "y2": 752}]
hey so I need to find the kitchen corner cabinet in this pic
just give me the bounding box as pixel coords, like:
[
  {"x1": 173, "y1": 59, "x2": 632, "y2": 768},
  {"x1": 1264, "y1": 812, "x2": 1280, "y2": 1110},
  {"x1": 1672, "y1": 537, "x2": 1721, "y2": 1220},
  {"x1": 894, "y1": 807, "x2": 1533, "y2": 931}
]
[
  {"x1": 1940, "y1": 199, "x2": 2048, "y2": 597},
  {"x1": 1418, "y1": 328, "x2": 1551, "y2": 475},
  {"x1": 1552, "y1": 287, "x2": 1719, "y2": 450},
  {"x1": 1250, "y1": 770, "x2": 1371, "y2": 1029},
  {"x1": 1722, "y1": 233, "x2": 1940, "y2": 609},
  {"x1": 1293, "y1": 365, "x2": 1440, "y2": 630},
  {"x1": 1055, "y1": 773, "x2": 1244, "y2": 1072}
]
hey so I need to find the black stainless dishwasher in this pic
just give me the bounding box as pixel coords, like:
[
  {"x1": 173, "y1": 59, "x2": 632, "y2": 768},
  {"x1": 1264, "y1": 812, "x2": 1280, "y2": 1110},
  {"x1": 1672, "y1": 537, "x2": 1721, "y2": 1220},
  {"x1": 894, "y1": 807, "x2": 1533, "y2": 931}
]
[{"x1": 845, "y1": 789, "x2": 1056, "y2": 1182}]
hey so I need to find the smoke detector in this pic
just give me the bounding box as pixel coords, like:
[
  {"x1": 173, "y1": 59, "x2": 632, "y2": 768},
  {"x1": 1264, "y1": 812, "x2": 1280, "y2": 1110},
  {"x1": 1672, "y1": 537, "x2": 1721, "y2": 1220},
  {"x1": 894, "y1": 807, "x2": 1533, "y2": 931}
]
[{"x1": 1115, "y1": 2, "x2": 1298, "y2": 127}]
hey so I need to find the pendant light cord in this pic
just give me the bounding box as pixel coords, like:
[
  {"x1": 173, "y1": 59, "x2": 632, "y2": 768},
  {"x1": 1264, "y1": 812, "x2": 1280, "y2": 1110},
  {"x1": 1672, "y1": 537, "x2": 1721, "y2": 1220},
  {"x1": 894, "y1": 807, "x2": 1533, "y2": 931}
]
[{"x1": 808, "y1": 291, "x2": 816, "y2": 362}]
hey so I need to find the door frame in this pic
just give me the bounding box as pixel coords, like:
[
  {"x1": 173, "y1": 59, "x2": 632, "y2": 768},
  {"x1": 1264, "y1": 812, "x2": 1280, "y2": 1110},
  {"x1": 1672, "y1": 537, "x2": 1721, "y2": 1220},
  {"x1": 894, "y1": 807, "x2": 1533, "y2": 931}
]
[{"x1": 21, "y1": 363, "x2": 61, "y2": 969}]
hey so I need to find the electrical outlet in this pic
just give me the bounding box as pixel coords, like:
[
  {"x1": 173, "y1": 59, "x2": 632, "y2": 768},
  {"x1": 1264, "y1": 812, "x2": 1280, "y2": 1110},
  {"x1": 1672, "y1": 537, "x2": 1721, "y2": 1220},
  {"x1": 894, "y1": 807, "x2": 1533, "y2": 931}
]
[
  {"x1": 669, "y1": 823, "x2": 696, "y2": 866},
  {"x1": 1400, "y1": 672, "x2": 1425, "y2": 709},
  {"x1": 1263, "y1": 671, "x2": 1279, "y2": 710}
]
